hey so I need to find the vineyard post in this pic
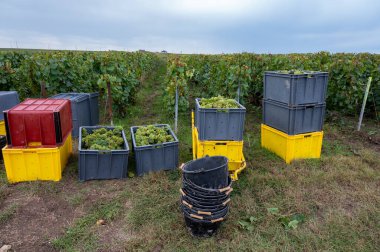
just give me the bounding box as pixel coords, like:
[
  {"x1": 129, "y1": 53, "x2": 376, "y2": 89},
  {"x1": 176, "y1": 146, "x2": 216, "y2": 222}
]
[
  {"x1": 107, "y1": 79, "x2": 113, "y2": 125},
  {"x1": 40, "y1": 81, "x2": 47, "y2": 98},
  {"x1": 357, "y1": 77, "x2": 372, "y2": 131},
  {"x1": 175, "y1": 82, "x2": 178, "y2": 133}
]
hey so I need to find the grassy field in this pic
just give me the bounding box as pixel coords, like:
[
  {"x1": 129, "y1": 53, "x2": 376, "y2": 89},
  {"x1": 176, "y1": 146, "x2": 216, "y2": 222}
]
[{"x1": 0, "y1": 58, "x2": 379, "y2": 252}]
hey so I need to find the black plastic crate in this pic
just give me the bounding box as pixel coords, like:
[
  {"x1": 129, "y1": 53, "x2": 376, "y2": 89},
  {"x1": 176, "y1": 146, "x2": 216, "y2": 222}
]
[
  {"x1": 78, "y1": 126, "x2": 129, "y2": 181},
  {"x1": 130, "y1": 124, "x2": 179, "y2": 176}
]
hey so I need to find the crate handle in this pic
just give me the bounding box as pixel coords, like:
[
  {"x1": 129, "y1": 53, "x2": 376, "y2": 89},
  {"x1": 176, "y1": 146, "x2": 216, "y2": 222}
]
[
  {"x1": 190, "y1": 214, "x2": 203, "y2": 220},
  {"x1": 198, "y1": 210, "x2": 212, "y2": 216},
  {"x1": 225, "y1": 188, "x2": 233, "y2": 195},
  {"x1": 211, "y1": 217, "x2": 224, "y2": 223},
  {"x1": 218, "y1": 186, "x2": 231, "y2": 192},
  {"x1": 179, "y1": 188, "x2": 186, "y2": 196},
  {"x1": 182, "y1": 200, "x2": 192, "y2": 208},
  {"x1": 179, "y1": 163, "x2": 185, "y2": 170},
  {"x1": 222, "y1": 198, "x2": 231, "y2": 206},
  {"x1": 215, "y1": 143, "x2": 227, "y2": 146},
  {"x1": 304, "y1": 134, "x2": 312, "y2": 138}
]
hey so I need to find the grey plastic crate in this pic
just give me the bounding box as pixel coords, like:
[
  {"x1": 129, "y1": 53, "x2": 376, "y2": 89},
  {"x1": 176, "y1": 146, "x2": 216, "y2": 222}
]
[
  {"x1": 195, "y1": 98, "x2": 246, "y2": 141},
  {"x1": 88, "y1": 92, "x2": 99, "y2": 125},
  {"x1": 51, "y1": 93, "x2": 91, "y2": 137},
  {"x1": 263, "y1": 99, "x2": 326, "y2": 135},
  {"x1": 264, "y1": 71, "x2": 328, "y2": 105},
  {"x1": 0, "y1": 91, "x2": 19, "y2": 121},
  {"x1": 131, "y1": 124, "x2": 179, "y2": 176},
  {"x1": 78, "y1": 126, "x2": 129, "y2": 181}
]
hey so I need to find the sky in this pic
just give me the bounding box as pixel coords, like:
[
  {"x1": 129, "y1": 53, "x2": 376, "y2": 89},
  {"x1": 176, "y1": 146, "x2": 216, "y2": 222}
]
[{"x1": 1, "y1": 0, "x2": 380, "y2": 53}]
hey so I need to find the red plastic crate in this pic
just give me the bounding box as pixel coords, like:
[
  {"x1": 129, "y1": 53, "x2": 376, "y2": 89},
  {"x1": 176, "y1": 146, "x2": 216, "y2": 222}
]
[{"x1": 4, "y1": 99, "x2": 72, "y2": 147}]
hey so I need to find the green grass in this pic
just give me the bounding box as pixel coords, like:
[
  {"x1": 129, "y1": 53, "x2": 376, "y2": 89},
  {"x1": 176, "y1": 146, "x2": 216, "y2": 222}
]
[
  {"x1": 0, "y1": 56, "x2": 379, "y2": 251},
  {"x1": 0, "y1": 203, "x2": 18, "y2": 224}
]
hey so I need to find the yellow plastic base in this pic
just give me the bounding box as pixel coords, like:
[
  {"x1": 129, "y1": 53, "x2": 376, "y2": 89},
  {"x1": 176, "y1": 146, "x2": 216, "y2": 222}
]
[
  {"x1": 0, "y1": 120, "x2": 5, "y2": 135},
  {"x1": 191, "y1": 112, "x2": 246, "y2": 180},
  {"x1": 3, "y1": 134, "x2": 73, "y2": 183},
  {"x1": 261, "y1": 124, "x2": 323, "y2": 164}
]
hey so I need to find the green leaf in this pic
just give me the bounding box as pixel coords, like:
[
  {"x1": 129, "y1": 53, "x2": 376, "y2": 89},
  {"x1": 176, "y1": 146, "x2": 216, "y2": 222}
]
[{"x1": 267, "y1": 208, "x2": 279, "y2": 215}]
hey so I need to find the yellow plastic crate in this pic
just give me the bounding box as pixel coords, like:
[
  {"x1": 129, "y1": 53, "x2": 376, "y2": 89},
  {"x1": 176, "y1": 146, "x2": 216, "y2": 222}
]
[
  {"x1": 0, "y1": 120, "x2": 5, "y2": 135},
  {"x1": 191, "y1": 112, "x2": 246, "y2": 180},
  {"x1": 261, "y1": 124, "x2": 323, "y2": 164},
  {"x1": 3, "y1": 134, "x2": 72, "y2": 183}
]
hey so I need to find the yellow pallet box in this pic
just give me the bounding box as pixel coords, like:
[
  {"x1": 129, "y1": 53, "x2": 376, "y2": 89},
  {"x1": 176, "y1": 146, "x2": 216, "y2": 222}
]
[
  {"x1": 0, "y1": 120, "x2": 5, "y2": 135},
  {"x1": 2, "y1": 134, "x2": 72, "y2": 183},
  {"x1": 191, "y1": 112, "x2": 246, "y2": 180},
  {"x1": 261, "y1": 124, "x2": 323, "y2": 164}
]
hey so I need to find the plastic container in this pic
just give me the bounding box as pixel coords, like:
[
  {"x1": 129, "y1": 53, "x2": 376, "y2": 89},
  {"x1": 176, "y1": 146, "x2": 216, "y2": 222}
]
[
  {"x1": 192, "y1": 121, "x2": 246, "y2": 180},
  {"x1": 0, "y1": 91, "x2": 20, "y2": 121},
  {"x1": 51, "y1": 93, "x2": 91, "y2": 138},
  {"x1": 183, "y1": 214, "x2": 223, "y2": 237},
  {"x1": 183, "y1": 176, "x2": 232, "y2": 196},
  {"x1": 88, "y1": 92, "x2": 99, "y2": 125},
  {"x1": 264, "y1": 71, "x2": 328, "y2": 105},
  {"x1": 4, "y1": 99, "x2": 72, "y2": 147},
  {"x1": 261, "y1": 124, "x2": 323, "y2": 164},
  {"x1": 182, "y1": 156, "x2": 229, "y2": 189},
  {"x1": 0, "y1": 135, "x2": 6, "y2": 160},
  {"x1": 130, "y1": 124, "x2": 179, "y2": 176},
  {"x1": 263, "y1": 99, "x2": 326, "y2": 135},
  {"x1": 78, "y1": 126, "x2": 129, "y2": 181},
  {"x1": 195, "y1": 98, "x2": 246, "y2": 141},
  {"x1": 3, "y1": 133, "x2": 72, "y2": 183},
  {"x1": 0, "y1": 120, "x2": 5, "y2": 135}
]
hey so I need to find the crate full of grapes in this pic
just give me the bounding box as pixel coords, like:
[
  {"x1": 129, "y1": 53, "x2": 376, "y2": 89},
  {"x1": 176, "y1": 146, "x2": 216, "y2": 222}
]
[
  {"x1": 78, "y1": 126, "x2": 129, "y2": 181},
  {"x1": 130, "y1": 124, "x2": 179, "y2": 176},
  {"x1": 195, "y1": 96, "x2": 246, "y2": 141}
]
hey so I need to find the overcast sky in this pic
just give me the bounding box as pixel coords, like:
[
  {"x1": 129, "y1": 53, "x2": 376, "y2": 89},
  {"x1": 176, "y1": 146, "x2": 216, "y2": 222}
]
[{"x1": 1, "y1": 0, "x2": 379, "y2": 53}]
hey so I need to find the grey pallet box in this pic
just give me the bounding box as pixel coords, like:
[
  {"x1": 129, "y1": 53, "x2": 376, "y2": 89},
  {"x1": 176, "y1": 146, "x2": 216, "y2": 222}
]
[
  {"x1": 51, "y1": 92, "x2": 99, "y2": 137},
  {"x1": 0, "y1": 91, "x2": 19, "y2": 121},
  {"x1": 79, "y1": 126, "x2": 129, "y2": 181},
  {"x1": 195, "y1": 98, "x2": 246, "y2": 141},
  {"x1": 88, "y1": 92, "x2": 99, "y2": 125},
  {"x1": 263, "y1": 99, "x2": 326, "y2": 135},
  {"x1": 131, "y1": 124, "x2": 179, "y2": 176},
  {"x1": 264, "y1": 71, "x2": 328, "y2": 105}
]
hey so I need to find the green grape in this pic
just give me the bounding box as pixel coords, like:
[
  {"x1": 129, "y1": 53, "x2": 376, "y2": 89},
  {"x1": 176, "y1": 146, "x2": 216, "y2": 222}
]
[
  {"x1": 199, "y1": 96, "x2": 239, "y2": 109},
  {"x1": 81, "y1": 126, "x2": 125, "y2": 150},
  {"x1": 135, "y1": 125, "x2": 175, "y2": 146}
]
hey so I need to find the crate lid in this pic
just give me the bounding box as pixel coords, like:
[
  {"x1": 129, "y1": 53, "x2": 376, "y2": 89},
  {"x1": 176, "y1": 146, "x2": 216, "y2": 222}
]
[{"x1": 7, "y1": 98, "x2": 70, "y2": 113}]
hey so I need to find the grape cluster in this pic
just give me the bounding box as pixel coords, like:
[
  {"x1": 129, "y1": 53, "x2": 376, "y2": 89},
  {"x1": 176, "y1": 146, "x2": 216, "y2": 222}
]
[
  {"x1": 199, "y1": 96, "x2": 239, "y2": 109},
  {"x1": 135, "y1": 125, "x2": 175, "y2": 146},
  {"x1": 278, "y1": 70, "x2": 305, "y2": 75},
  {"x1": 81, "y1": 127, "x2": 125, "y2": 150}
]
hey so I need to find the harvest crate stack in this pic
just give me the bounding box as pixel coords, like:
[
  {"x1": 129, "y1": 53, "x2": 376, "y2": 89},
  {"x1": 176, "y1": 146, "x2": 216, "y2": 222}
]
[
  {"x1": 0, "y1": 91, "x2": 20, "y2": 159},
  {"x1": 51, "y1": 92, "x2": 100, "y2": 137},
  {"x1": 192, "y1": 98, "x2": 246, "y2": 180},
  {"x1": 261, "y1": 70, "x2": 328, "y2": 163},
  {"x1": 2, "y1": 99, "x2": 73, "y2": 183}
]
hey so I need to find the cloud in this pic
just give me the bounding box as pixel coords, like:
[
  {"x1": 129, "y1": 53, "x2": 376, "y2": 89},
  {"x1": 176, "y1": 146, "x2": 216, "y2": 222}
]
[{"x1": 0, "y1": 0, "x2": 379, "y2": 53}]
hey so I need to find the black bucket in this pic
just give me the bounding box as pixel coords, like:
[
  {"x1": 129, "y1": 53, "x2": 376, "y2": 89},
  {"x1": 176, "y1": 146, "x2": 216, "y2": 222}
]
[
  {"x1": 183, "y1": 176, "x2": 232, "y2": 196},
  {"x1": 182, "y1": 156, "x2": 229, "y2": 189},
  {"x1": 183, "y1": 212, "x2": 226, "y2": 237},
  {"x1": 181, "y1": 204, "x2": 229, "y2": 219},
  {"x1": 181, "y1": 197, "x2": 230, "y2": 212},
  {"x1": 181, "y1": 194, "x2": 230, "y2": 209},
  {"x1": 182, "y1": 186, "x2": 230, "y2": 201}
]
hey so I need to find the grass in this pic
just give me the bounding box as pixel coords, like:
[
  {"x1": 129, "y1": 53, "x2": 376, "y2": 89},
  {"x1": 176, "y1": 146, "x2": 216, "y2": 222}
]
[{"x1": 0, "y1": 56, "x2": 379, "y2": 251}]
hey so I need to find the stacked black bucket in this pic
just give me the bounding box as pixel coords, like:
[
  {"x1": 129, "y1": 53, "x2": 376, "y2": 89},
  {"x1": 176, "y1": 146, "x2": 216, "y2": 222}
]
[{"x1": 180, "y1": 156, "x2": 232, "y2": 237}]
